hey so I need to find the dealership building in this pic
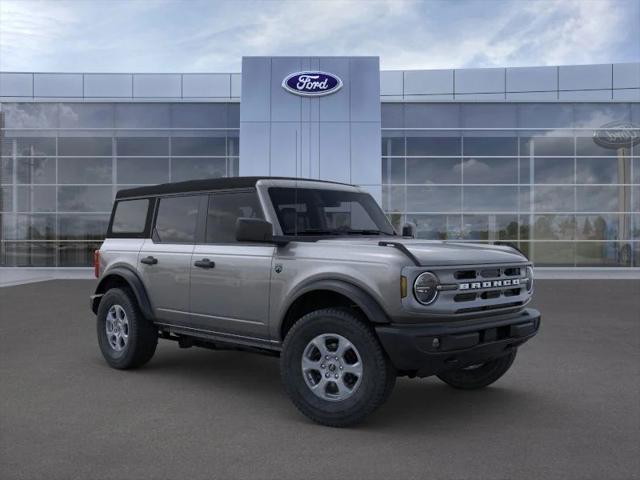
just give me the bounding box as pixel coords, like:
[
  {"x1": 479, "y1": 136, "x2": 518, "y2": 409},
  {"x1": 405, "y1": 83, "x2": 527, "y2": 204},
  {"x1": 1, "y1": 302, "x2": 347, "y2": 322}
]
[{"x1": 0, "y1": 57, "x2": 639, "y2": 269}]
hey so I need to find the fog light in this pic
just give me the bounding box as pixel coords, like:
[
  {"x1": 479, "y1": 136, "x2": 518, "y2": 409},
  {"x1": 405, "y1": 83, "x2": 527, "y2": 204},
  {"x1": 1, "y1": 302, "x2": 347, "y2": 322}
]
[{"x1": 432, "y1": 338, "x2": 440, "y2": 349}]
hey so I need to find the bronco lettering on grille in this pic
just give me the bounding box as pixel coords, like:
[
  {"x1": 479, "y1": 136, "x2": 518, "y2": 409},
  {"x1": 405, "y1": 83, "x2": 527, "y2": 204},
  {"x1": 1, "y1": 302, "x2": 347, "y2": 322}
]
[{"x1": 459, "y1": 279, "x2": 521, "y2": 290}]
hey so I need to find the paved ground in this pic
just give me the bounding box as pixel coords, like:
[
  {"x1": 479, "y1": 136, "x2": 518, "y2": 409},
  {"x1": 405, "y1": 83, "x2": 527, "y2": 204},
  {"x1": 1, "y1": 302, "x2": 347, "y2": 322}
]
[{"x1": 1, "y1": 280, "x2": 639, "y2": 480}]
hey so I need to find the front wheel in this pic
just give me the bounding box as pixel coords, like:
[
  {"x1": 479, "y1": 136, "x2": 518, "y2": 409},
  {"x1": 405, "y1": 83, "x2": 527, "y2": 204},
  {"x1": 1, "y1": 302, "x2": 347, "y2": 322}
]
[
  {"x1": 280, "y1": 308, "x2": 396, "y2": 427},
  {"x1": 436, "y1": 349, "x2": 517, "y2": 390}
]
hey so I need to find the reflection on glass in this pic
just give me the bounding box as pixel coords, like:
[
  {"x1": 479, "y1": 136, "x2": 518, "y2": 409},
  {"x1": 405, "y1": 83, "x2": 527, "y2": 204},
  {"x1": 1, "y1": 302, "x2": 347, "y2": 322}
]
[
  {"x1": 462, "y1": 158, "x2": 517, "y2": 184},
  {"x1": 407, "y1": 186, "x2": 461, "y2": 212},
  {"x1": 407, "y1": 158, "x2": 460, "y2": 184},
  {"x1": 57, "y1": 186, "x2": 113, "y2": 212},
  {"x1": 534, "y1": 186, "x2": 574, "y2": 212},
  {"x1": 14, "y1": 214, "x2": 56, "y2": 240},
  {"x1": 408, "y1": 214, "x2": 462, "y2": 240},
  {"x1": 520, "y1": 137, "x2": 573, "y2": 156},
  {"x1": 171, "y1": 137, "x2": 226, "y2": 156},
  {"x1": 16, "y1": 138, "x2": 56, "y2": 156},
  {"x1": 381, "y1": 186, "x2": 405, "y2": 212},
  {"x1": 58, "y1": 137, "x2": 112, "y2": 156},
  {"x1": 1, "y1": 186, "x2": 13, "y2": 211},
  {"x1": 58, "y1": 242, "x2": 102, "y2": 267},
  {"x1": 114, "y1": 104, "x2": 170, "y2": 128},
  {"x1": 1, "y1": 157, "x2": 12, "y2": 183},
  {"x1": 58, "y1": 214, "x2": 109, "y2": 240},
  {"x1": 533, "y1": 215, "x2": 575, "y2": 240},
  {"x1": 533, "y1": 158, "x2": 574, "y2": 184},
  {"x1": 117, "y1": 158, "x2": 169, "y2": 184},
  {"x1": 575, "y1": 242, "x2": 629, "y2": 267},
  {"x1": 531, "y1": 241, "x2": 575, "y2": 267},
  {"x1": 16, "y1": 157, "x2": 56, "y2": 184},
  {"x1": 406, "y1": 136, "x2": 461, "y2": 156},
  {"x1": 171, "y1": 104, "x2": 229, "y2": 128},
  {"x1": 576, "y1": 186, "x2": 627, "y2": 212},
  {"x1": 58, "y1": 158, "x2": 112, "y2": 184},
  {"x1": 576, "y1": 137, "x2": 623, "y2": 157},
  {"x1": 116, "y1": 137, "x2": 168, "y2": 156},
  {"x1": 463, "y1": 137, "x2": 517, "y2": 156},
  {"x1": 463, "y1": 186, "x2": 519, "y2": 212},
  {"x1": 17, "y1": 186, "x2": 56, "y2": 212},
  {"x1": 59, "y1": 104, "x2": 114, "y2": 128},
  {"x1": 576, "y1": 214, "x2": 624, "y2": 241},
  {"x1": 382, "y1": 158, "x2": 405, "y2": 184},
  {"x1": 576, "y1": 157, "x2": 626, "y2": 184},
  {"x1": 1, "y1": 104, "x2": 59, "y2": 129},
  {"x1": 171, "y1": 158, "x2": 226, "y2": 182},
  {"x1": 381, "y1": 136, "x2": 404, "y2": 156},
  {"x1": 1, "y1": 242, "x2": 57, "y2": 266},
  {"x1": 462, "y1": 214, "x2": 518, "y2": 241}
]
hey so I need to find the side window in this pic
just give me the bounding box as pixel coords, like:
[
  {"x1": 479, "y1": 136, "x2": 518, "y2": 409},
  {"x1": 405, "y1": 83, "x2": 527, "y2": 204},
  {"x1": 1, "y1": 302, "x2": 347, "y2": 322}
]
[
  {"x1": 154, "y1": 195, "x2": 200, "y2": 243},
  {"x1": 206, "y1": 191, "x2": 263, "y2": 243},
  {"x1": 111, "y1": 199, "x2": 150, "y2": 235}
]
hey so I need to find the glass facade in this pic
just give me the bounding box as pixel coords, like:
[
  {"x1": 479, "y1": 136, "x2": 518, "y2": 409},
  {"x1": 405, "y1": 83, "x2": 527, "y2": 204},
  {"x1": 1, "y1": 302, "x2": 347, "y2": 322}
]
[
  {"x1": 1, "y1": 100, "x2": 638, "y2": 267},
  {"x1": 381, "y1": 103, "x2": 640, "y2": 267},
  {"x1": 0, "y1": 102, "x2": 239, "y2": 266}
]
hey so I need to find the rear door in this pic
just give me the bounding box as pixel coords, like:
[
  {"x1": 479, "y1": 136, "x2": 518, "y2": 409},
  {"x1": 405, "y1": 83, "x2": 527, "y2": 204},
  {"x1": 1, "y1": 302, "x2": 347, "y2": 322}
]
[
  {"x1": 139, "y1": 194, "x2": 204, "y2": 325},
  {"x1": 189, "y1": 190, "x2": 274, "y2": 339}
]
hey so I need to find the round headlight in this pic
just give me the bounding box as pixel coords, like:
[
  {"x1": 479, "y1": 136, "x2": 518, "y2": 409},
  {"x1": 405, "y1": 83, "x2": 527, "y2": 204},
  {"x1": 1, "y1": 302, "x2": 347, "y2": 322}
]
[
  {"x1": 525, "y1": 266, "x2": 534, "y2": 293},
  {"x1": 414, "y1": 272, "x2": 439, "y2": 305}
]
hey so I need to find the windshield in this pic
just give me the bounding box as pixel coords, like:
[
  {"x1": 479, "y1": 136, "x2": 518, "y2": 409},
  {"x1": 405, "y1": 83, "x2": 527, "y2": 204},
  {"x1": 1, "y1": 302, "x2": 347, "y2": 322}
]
[{"x1": 268, "y1": 187, "x2": 395, "y2": 236}]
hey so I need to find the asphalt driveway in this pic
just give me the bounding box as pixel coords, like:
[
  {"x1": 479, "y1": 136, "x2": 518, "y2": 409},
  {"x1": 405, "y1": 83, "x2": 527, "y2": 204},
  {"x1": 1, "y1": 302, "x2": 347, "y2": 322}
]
[{"x1": 1, "y1": 279, "x2": 639, "y2": 480}]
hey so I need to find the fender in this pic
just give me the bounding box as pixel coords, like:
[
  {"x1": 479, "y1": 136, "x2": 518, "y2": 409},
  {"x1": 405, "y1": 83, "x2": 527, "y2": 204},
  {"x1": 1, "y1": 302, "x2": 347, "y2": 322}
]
[
  {"x1": 283, "y1": 278, "x2": 391, "y2": 325},
  {"x1": 91, "y1": 266, "x2": 154, "y2": 320}
]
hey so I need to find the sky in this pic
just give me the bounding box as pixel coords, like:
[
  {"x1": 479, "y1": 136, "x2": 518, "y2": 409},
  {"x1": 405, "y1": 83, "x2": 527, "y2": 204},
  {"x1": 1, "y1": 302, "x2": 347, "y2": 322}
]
[{"x1": 0, "y1": 0, "x2": 639, "y2": 73}]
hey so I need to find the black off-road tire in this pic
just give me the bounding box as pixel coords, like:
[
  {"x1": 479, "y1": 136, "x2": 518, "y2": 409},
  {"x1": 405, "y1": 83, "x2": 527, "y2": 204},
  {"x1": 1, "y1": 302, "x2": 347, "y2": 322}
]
[
  {"x1": 280, "y1": 308, "x2": 396, "y2": 427},
  {"x1": 96, "y1": 287, "x2": 158, "y2": 369},
  {"x1": 437, "y1": 349, "x2": 517, "y2": 390}
]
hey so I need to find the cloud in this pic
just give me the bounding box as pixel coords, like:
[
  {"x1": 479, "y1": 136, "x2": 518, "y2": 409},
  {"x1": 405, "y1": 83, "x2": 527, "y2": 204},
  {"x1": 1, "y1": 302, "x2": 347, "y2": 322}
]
[{"x1": 0, "y1": 0, "x2": 637, "y2": 73}]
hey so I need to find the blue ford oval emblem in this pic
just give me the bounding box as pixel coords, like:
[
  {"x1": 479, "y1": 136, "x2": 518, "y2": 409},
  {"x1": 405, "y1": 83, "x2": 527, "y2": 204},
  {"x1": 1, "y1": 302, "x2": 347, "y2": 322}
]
[
  {"x1": 282, "y1": 71, "x2": 343, "y2": 97},
  {"x1": 593, "y1": 121, "x2": 640, "y2": 149}
]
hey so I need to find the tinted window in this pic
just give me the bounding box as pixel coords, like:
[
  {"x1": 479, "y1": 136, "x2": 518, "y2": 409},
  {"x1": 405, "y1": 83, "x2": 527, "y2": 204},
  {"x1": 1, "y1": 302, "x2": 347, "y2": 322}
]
[
  {"x1": 206, "y1": 191, "x2": 262, "y2": 243},
  {"x1": 111, "y1": 199, "x2": 150, "y2": 233},
  {"x1": 154, "y1": 196, "x2": 200, "y2": 243}
]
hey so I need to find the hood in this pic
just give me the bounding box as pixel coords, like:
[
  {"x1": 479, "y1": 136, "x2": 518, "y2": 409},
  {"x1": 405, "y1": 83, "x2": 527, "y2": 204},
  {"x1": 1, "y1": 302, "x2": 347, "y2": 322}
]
[{"x1": 315, "y1": 237, "x2": 527, "y2": 266}]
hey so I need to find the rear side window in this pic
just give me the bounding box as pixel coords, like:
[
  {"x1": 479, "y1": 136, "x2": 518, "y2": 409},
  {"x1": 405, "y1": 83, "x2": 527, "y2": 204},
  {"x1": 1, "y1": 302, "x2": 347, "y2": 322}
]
[
  {"x1": 111, "y1": 199, "x2": 150, "y2": 235},
  {"x1": 154, "y1": 195, "x2": 201, "y2": 243},
  {"x1": 206, "y1": 191, "x2": 262, "y2": 243}
]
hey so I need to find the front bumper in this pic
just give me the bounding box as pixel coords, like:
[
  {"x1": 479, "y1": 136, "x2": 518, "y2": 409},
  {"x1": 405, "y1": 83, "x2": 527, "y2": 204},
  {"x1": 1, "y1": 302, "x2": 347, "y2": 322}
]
[{"x1": 375, "y1": 308, "x2": 541, "y2": 377}]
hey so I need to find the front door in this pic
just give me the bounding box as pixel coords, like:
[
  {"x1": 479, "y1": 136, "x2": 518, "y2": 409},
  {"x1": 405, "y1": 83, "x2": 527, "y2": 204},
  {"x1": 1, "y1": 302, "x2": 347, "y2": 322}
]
[
  {"x1": 139, "y1": 194, "x2": 202, "y2": 325},
  {"x1": 189, "y1": 190, "x2": 274, "y2": 339}
]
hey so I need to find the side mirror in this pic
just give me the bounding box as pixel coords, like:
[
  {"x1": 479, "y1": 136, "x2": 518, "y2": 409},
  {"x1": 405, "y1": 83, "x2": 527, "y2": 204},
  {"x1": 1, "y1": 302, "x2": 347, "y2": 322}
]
[
  {"x1": 401, "y1": 222, "x2": 416, "y2": 238},
  {"x1": 236, "y1": 218, "x2": 274, "y2": 243}
]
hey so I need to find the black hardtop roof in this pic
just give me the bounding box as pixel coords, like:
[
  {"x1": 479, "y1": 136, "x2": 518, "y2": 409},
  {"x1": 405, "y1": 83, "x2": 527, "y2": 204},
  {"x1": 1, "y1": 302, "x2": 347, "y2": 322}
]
[{"x1": 115, "y1": 176, "x2": 353, "y2": 199}]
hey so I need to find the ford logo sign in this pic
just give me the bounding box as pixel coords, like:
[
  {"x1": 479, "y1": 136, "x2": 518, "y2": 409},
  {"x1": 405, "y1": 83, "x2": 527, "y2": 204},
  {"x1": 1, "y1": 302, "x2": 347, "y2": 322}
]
[
  {"x1": 282, "y1": 71, "x2": 343, "y2": 97},
  {"x1": 593, "y1": 121, "x2": 640, "y2": 149}
]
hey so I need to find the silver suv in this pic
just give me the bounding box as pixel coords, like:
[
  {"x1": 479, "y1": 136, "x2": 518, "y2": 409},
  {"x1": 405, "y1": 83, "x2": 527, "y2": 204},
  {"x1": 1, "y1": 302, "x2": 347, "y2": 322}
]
[{"x1": 91, "y1": 177, "x2": 540, "y2": 427}]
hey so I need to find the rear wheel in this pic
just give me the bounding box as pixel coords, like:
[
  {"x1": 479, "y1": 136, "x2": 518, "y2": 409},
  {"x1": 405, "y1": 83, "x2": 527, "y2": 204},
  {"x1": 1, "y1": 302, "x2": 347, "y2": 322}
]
[
  {"x1": 280, "y1": 308, "x2": 396, "y2": 427},
  {"x1": 436, "y1": 349, "x2": 517, "y2": 390},
  {"x1": 97, "y1": 288, "x2": 158, "y2": 369}
]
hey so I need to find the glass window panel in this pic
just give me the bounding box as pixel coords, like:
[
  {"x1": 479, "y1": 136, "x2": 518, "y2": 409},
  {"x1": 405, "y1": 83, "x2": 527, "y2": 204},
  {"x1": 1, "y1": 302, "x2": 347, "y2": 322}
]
[
  {"x1": 517, "y1": 104, "x2": 573, "y2": 129},
  {"x1": 59, "y1": 103, "x2": 114, "y2": 128},
  {"x1": 631, "y1": 214, "x2": 639, "y2": 240},
  {"x1": 206, "y1": 191, "x2": 262, "y2": 243},
  {"x1": 171, "y1": 158, "x2": 226, "y2": 182},
  {"x1": 111, "y1": 199, "x2": 149, "y2": 234},
  {"x1": 462, "y1": 214, "x2": 519, "y2": 241},
  {"x1": 534, "y1": 186, "x2": 574, "y2": 212},
  {"x1": 407, "y1": 186, "x2": 461, "y2": 212},
  {"x1": 381, "y1": 186, "x2": 405, "y2": 213},
  {"x1": 404, "y1": 104, "x2": 460, "y2": 128},
  {"x1": 16, "y1": 137, "x2": 56, "y2": 156},
  {"x1": 519, "y1": 215, "x2": 531, "y2": 240},
  {"x1": 381, "y1": 104, "x2": 404, "y2": 128},
  {"x1": 58, "y1": 242, "x2": 102, "y2": 267},
  {"x1": 533, "y1": 214, "x2": 575, "y2": 240},
  {"x1": 171, "y1": 104, "x2": 228, "y2": 128},
  {"x1": 1, "y1": 186, "x2": 12, "y2": 211},
  {"x1": 519, "y1": 186, "x2": 531, "y2": 213},
  {"x1": 532, "y1": 242, "x2": 575, "y2": 267},
  {"x1": 575, "y1": 242, "x2": 630, "y2": 267},
  {"x1": 58, "y1": 158, "x2": 112, "y2": 184},
  {"x1": 576, "y1": 157, "x2": 626, "y2": 184},
  {"x1": 461, "y1": 104, "x2": 517, "y2": 128},
  {"x1": 406, "y1": 158, "x2": 461, "y2": 184},
  {"x1": 533, "y1": 158, "x2": 574, "y2": 184},
  {"x1": 634, "y1": 186, "x2": 640, "y2": 213},
  {"x1": 576, "y1": 136, "x2": 622, "y2": 157},
  {"x1": 519, "y1": 157, "x2": 530, "y2": 184},
  {"x1": 1, "y1": 156, "x2": 12, "y2": 183},
  {"x1": 633, "y1": 158, "x2": 640, "y2": 184},
  {"x1": 58, "y1": 186, "x2": 113, "y2": 212},
  {"x1": 117, "y1": 158, "x2": 169, "y2": 184},
  {"x1": 381, "y1": 136, "x2": 404, "y2": 156},
  {"x1": 1, "y1": 104, "x2": 58, "y2": 128},
  {"x1": 462, "y1": 186, "x2": 519, "y2": 213},
  {"x1": 406, "y1": 136, "x2": 461, "y2": 156},
  {"x1": 13, "y1": 214, "x2": 56, "y2": 240},
  {"x1": 59, "y1": 214, "x2": 109, "y2": 240},
  {"x1": 114, "y1": 104, "x2": 170, "y2": 128},
  {"x1": 382, "y1": 158, "x2": 404, "y2": 184},
  {"x1": 116, "y1": 137, "x2": 168, "y2": 156},
  {"x1": 17, "y1": 186, "x2": 56, "y2": 212},
  {"x1": 228, "y1": 104, "x2": 240, "y2": 127},
  {"x1": 1, "y1": 242, "x2": 57, "y2": 266},
  {"x1": 58, "y1": 137, "x2": 112, "y2": 156},
  {"x1": 227, "y1": 134, "x2": 239, "y2": 156},
  {"x1": 154, "y1": 195, "x2": 200, "y2": 243},
  {"x1": 407, "y1": 214, "x2": 462, "y2": 240},
  {"x1": 463, "y1": 137, "x2": 518, "y2": 156},
  {"x1": 576, "y1": 214, "x2": 628, "y2": 241},
  {"x1": 576, "y1": 186, "x2": 628, "y2": 212},
  {"x1": 462, "y1": 158, "x2": 517, "y2": 184},
  {"x1": 171, "y1": 137, "x2": 226, "y2": 156},
  {"x1": 16, "y1": 157, "x2": 56, "y2": 184},
  {"x1": 520, "y1": 137, "x2": 574, "y2": 156},
  {"x1": 573, "y1": 104, "x2": 631, "y2": 128},
  {"x1": 228, "y1": 157, "x2": 239, "y2": 177}
]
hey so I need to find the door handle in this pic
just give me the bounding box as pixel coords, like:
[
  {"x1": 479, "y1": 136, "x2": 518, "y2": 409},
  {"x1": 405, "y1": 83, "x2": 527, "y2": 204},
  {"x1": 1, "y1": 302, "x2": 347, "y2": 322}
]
[
  {"x1": 194, "y1": 258, "x2": 215, "y2": 269},
  {"x1": 140, "y1": 256, "x2": 158, "y2": 265}
]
